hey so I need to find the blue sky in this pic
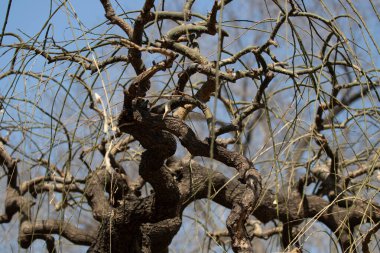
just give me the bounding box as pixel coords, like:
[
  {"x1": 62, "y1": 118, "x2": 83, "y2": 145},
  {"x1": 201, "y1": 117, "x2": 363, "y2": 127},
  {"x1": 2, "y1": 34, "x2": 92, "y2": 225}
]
[{"x1": 1, "y1": 1, "x2": 380, "y2": 253}]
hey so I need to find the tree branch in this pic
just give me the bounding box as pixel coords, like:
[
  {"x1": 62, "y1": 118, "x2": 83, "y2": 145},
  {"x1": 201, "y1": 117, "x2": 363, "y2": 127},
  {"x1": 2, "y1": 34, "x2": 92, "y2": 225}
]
[
  {"x1": 99, "y1": 0, "x2": 133, "y2": 37},
  {"x1": 19, "y1": 220, "x2": 96, "y2": 247}
]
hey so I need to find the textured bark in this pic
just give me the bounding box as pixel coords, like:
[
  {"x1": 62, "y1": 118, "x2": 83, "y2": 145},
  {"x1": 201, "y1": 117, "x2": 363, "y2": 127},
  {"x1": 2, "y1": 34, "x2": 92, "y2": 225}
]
[{"x1": 2, "y1": 1, "x2": 380, "y2": 252}]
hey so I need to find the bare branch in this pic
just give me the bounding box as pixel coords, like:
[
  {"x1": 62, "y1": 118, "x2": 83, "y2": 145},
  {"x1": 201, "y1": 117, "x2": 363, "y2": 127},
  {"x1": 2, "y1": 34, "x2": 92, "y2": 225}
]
[{"x1": 100, "y1": 0, "x2": 133, "y2": 37}]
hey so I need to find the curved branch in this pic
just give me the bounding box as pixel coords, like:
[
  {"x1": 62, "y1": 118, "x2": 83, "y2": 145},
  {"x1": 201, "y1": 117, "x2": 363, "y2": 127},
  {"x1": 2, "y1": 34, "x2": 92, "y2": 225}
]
[
  {"x1": 100, "y1": 0, "x2": 133, "y2": 37},
  {"x1": 176, "y1": 159, "x2": 380, "y2": 252},
  {"x1": 119, "y1": 105, "x2": 261, "y2": 252},
  {"x1": 19, "y1": 220, "x2": 96, "y2": 247},
  {"x1": 84, "y1": 169, "x2": 113, "y2": 221}
]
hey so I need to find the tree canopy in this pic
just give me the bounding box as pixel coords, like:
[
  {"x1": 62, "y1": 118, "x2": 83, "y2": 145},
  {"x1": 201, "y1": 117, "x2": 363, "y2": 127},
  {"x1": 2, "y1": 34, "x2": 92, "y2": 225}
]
[{"x1": 1, "y1": 0, "x2": 380, "y2": 252}]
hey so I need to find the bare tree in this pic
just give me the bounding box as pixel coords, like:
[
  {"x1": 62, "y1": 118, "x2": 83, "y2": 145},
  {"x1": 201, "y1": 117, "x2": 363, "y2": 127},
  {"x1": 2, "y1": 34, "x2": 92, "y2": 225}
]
[{"x1": 1, "y1": 0, "x2": 380, "y2": 252}]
